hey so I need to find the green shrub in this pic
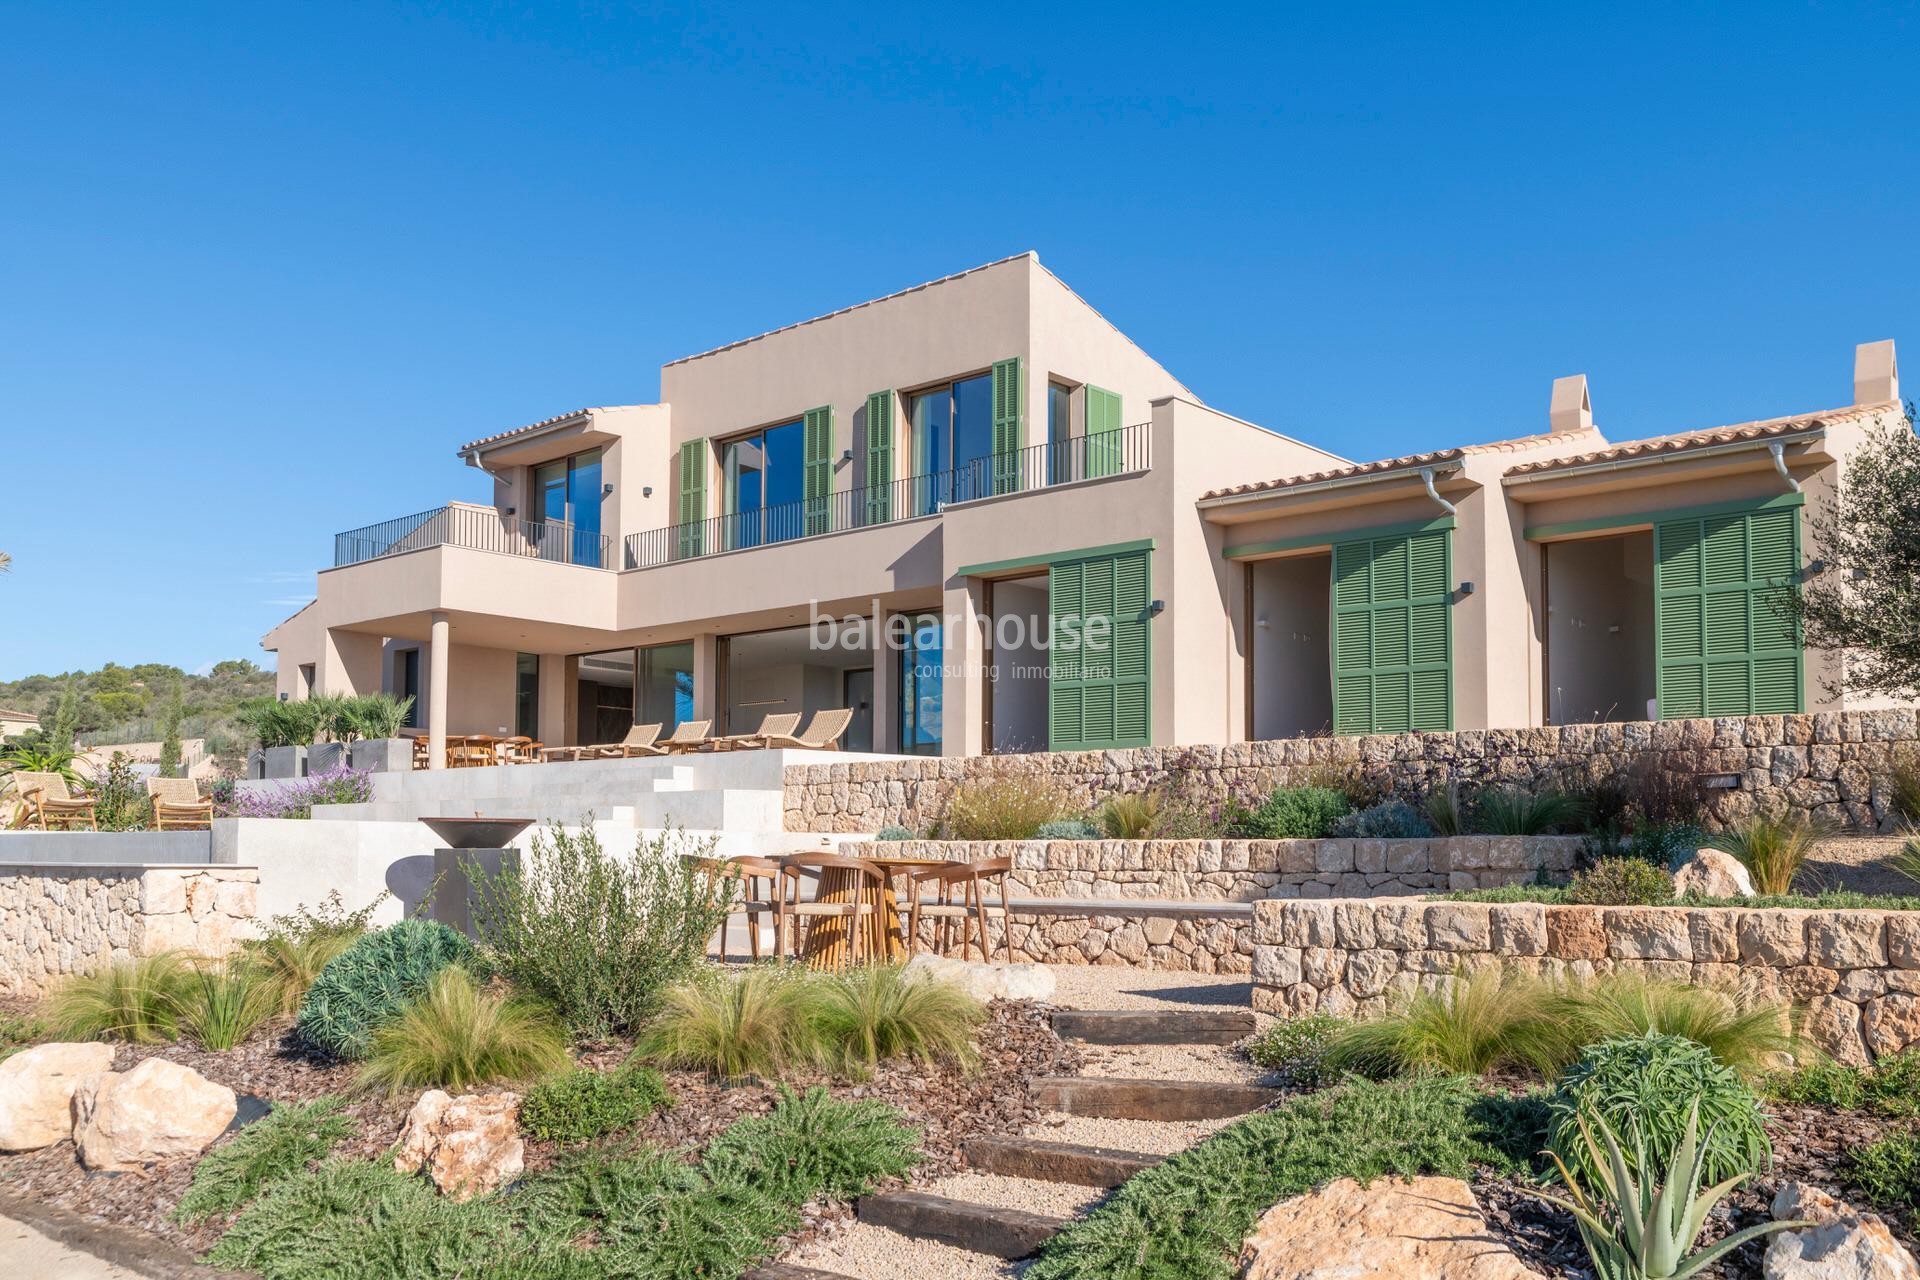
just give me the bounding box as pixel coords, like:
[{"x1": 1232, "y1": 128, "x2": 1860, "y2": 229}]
[
  {"x1": 1473, "y1": 787, "x2": 1586, "y2": 835},
  {"x1": 1225, "y1": 786, "x2": 1349, "y2": 839},
  {"x1": 90, "y1": 752, "x2": 150, "y2": 831},
  {"x1": 1630, "y1": 822, "x2": 1707, "y2": 870},
  {"x1": 1327, "y1": 967, "x2": 1557, "y2": 1078},
  {"x1": 873, "y1": 824, "x2": 916, "y2": 841},
  {"x1": 245, "y1": 890, "x2": 382, "y2": 1016},
  {"x1": 1889, "y1": 747, "x2": 1920, "y2": 828},
  {"x1": 1036, "y1": 818, "x2": 1100, "y2": 840},
  {"x1": 702, "y1": 1086, "x2": 921, "y2": 1205},
  {"x1": 1547, "y1": 1033, "x2": 1769, "y2": 1188},
  {"x1": 358, "y1": 967, "x2": 570, "y2": 1097},
  {"x1": 638, "y1": 964, "x2": 814, "y2": 1082},
  {"x1": 176, "y1": 961, "x2": 281, "y2": 1051},
  {"x1": 1424, "y1": 782, "x2": 1465, "y2": 835},
  {"x1": 471, "y1": 825, "x2": 731, "y2": 1040},
  {"x1": 1566, "y1": 856, "x2": 1675, "y2": 906},
  {"x1": 937, "y1": 774, "x2": 1073, "y2": 840},
  {"x1": 1765, "y1": 1047, "x2": 1920, "y2": 1116},
  {"x1": 1710, "y1": 811, "x2": 1829, "y2": 896},
  {"x1": 1243, "y1": 1015, "x2": 1345, "y2": 1088},
  {"x1": 174, "y1": 1096, "x2": 356, "y2": 1223},
  {"x1": 1547, "y1": 973, "x2": 1797, "y2": 1078},
  {"x1": 803, "y1": 964, "x2": 983, "y2": 1077},
  {"x1": 48, "y1": 953, "x2": 194, "y2": 1043},
  {"x1": 340, "y1": 694, "x2": 414, "y2": 741},
  {"x1": 1097, "y1": 792, "x2": 1163, "y2": 839},
  {"x1": 1851, "y1": 1130, "x2": 1920, "y2": 1209},
  {"x1": 520, "y1": 1062, "x2": 672, "y2": 1144},
  {"x1": 1327, "y1": 798, "x2": 1432, "y2": 838},
  {"x1": 1026, "y1": 1075, "x2": 1535, "y2": 1280},
  {"x1": 296, "y1": 918, "x2": 478, "y2": 1060},
  {"x1": 0, "y1": 1010, "x2": 47, "y2": 1061}
]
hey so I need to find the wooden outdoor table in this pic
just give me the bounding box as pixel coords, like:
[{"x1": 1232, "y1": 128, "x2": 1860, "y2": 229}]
[{"x1": 792, "y1": 854, "x2": 953, "y2": 968}]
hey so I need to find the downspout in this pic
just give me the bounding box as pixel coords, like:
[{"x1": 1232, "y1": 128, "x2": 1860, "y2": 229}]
[
  {"x1": 1419, "y1": 466, "x2": 1457, "y2": 515},
  {"x1": 1768, "y1": 441, "x2": 1802, "y2": 493}
]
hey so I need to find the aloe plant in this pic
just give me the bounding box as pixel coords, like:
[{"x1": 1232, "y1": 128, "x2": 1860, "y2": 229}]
[{"x1": 1534, "y1": 1102, "x2": 1806, "y2": 1280}]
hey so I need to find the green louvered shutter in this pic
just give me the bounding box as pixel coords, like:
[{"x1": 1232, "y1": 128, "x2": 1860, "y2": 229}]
[
  {"x1": 1048, "y1": 548, "x2": 1152, "y2": 750},
  {"x1": 1654, "y1": 506, "x2": 1802, "y2": 719},
  {"x1": 991, "y1": 357, "x2": 1025, "y2": 495},
  {"x1": 864, "y1": 391, "x2": 894, "y2": 526},
  {"x1": 1330, "y1": 529, "x2": 1452, "y2": 734},
  {"x1": 802, "y1": 406, "x2": 833, "y2": 537},
  {"x1": 676, "y1": 439, "x2": 707, "y2": 559},
  {"x1": 1085, "y1": 385, "x2": 1122, "y2": 479}
]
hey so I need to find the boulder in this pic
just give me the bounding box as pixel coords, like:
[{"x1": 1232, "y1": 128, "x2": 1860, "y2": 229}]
[
  {"x1": 1236, "y1": 1175, "x2": 1543, "y2": 1279},
  {"x1": 1765, "y1": 1181, "x2": 1920, "y2": 1280},
  {"x1": 72, "y1": 1058, "x2": 237, "y2": 1172},
  {"x1": 902, "y1": 953, "x2": 1056, "y2": 1002},
  {"x1": 0, "y1": 1043, "x2": 116, "y2": 1151},
  {"x1": 1672, "y1": 848, "x2": 1756, "y2": 899},
  {"x1": 394, "y1": 1089, "x2": 523, "y2": 1202}
]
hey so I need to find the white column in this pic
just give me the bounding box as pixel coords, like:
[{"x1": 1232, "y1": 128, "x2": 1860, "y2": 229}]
[{"x1": 428, "y1": 611, "x2": 450, "y2": 770}]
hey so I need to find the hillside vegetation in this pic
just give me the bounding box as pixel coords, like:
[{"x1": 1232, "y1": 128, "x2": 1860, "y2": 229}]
[{"x1": 0, "y1": 660, "x2": 275, "y2": 753}]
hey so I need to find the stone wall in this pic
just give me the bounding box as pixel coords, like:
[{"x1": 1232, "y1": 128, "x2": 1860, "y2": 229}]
[
  {"x1": 0, "y1": 864, "x2": 261, "y2": 997},
  {"x1": 786, "y1": 709, "x2": 1920, "y2": 834},
  {"x1": 1251, "y1": 897, "x2": 1920, "y2": 1064},
  {"x1": 851, "y1": 836, "x2": 1578, "y2": 974}
]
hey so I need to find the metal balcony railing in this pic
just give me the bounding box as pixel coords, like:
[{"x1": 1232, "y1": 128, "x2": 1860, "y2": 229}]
[
  {"x1": 624, "y1": 422, "x2": 1150, "y2": 570},
  {"x1": 333, "y1": 505, "x2": 614, "y2": 570}
]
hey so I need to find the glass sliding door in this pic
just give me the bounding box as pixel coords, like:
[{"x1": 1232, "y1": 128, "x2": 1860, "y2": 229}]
[
  {"x1": 897, "y1": 613, "x2": 943, "y2": 755},
  {"x1": 1047, "y1": 382, "x2": 1073, "y2": 484},
  {"x1": 514, "y1": 653, "x2": 539, "y2": 738},
  {"x1": 636, "y1": 641, "x2": 695, "y2": 733},
  {"x1": 723, "y1": 419, "x2": 804, "y2": 548},
  {"x1": 531, "y1": 448, "x2": 604, "y2": 567},
  {"x1": 906, "y1": 373, "x2": 994, "y2": 514}
]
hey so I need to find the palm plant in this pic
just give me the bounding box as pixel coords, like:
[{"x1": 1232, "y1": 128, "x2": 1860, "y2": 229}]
[
  {"x1": 343, "y1": 694, "x2": 413, "y2": 740},
  {"x1": 1708, "y1": 812, "x2": 1830, "y2": 896},
  {"x1": 0, "y1": 742, "x2": 85, "y2": 786},
  {"x1": 1535, "y1": 1104, "x2": 1806, "y2": 1280}
]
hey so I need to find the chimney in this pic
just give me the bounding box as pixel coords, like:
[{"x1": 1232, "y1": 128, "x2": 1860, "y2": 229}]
[
  {"x1": 1854, "y1": 340, "x2": 1899, "y2": 405},
  {"x1": 1549, "y1": 374, "x2": 1592, "y2": 434}
]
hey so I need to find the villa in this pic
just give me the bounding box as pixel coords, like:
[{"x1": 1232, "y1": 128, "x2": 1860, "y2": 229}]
[{"x1": 262, "y1": 252, "x2": 1904, "y2": 761}]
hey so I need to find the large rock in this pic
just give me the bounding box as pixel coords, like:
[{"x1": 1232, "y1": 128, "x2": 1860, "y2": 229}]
[
  {"x1": 902, "y1": 952, "x2": 1056, "y2": 1002},
  {"x1": 1672, "y1": 848, "x2": 1756, "y2": 899},
  {"x1": 394, "y1": 1089, "x2": 523, "y2": 1202},
  {"x1": 72, "y1": 1058, "x2": 237, "y2": 1172},
  {"x1": 0, "y1": 1043, "x2": 115, "y2": 1151},
  {"x1": 1237, "y1": 1175, "x2": 1543, "y2": 1279},
  {"x1": 1766, "y1": 1181, "x2": 1920, "y2": 1280}
]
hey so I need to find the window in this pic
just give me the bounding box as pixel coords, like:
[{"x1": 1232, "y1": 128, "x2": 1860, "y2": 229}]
[
  {"x1": 397, "y1": 649, "x2": 421, "y2": 728},
  {"x1": 531, "y1": 448, "x2": 604, "y2": 566},
  {"x1": 897, "y1": 613, "x2": 943, "y2": 755},
  {"x1": 722, "y1": 419, "x2": 805, "y2": 548},
  {"x1": 637, "y1": 641, "x2": 696, "y2": 732},
  {"x1": 908, "y1": 373, "x2": 995, "y2": 510},
  {"x1": 1047, "y1": 382, "x2": 1073, "y2": 484},
  {"x1": 514, "y1": 653, "x2": 539, "y2": 738}
]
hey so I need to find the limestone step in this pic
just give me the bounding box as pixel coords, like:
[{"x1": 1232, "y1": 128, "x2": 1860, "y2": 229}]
[
  {"x1": 855, "y1": 1191, "x2": 1065, "y2": 1260},
  {"x1": 1050, "y1": 1009, "x2": 1256, "y2": 1045},
  {"x1": 962, "y1": 1134, "x2": 1159, "y2": 1187},
  {"x1": 1028, "y1": 1076, "x2": 1282, "y2": 1121}
]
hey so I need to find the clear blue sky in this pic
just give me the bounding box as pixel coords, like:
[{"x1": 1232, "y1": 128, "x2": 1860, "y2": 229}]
[{"x1": 2, "y1": 2, "x2": 1914, "y2": 679}]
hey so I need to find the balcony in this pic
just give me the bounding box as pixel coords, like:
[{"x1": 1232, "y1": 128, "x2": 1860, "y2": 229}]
[
  {"x1": 333, "y1": 504, "x2": 614, "y2": 570},
  {"x1": 624, "y1": 423, "x2": 1150, "y2": 569}
]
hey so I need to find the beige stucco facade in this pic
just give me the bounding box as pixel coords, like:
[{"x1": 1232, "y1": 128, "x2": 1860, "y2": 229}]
[{"x1": 262, "y1": 254, "x2": 1905, "y2": 759}]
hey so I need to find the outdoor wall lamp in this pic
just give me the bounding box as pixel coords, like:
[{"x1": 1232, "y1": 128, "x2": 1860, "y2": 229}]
[
  {"x1": 1458, "y1": 581, "x2": 1476, "y2": 595},
  {"x1": 602, "y1": 483, "x2": 614, "y2": 497},
  {"x1": 642, "y1": 486, "x2": 653, "y2": 498},
  {"x1": 841, "y1": 448, "x2": 855, "y2": 462},
  {"x1": 504, "y1": 506, "x2": 516, "y2": 516},
  {"x1": 1149, "y1": 599, "x2": 1166, "y2": 616}
]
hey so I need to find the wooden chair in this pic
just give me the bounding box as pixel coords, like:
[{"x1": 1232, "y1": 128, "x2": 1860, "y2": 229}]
[
  {"x1": 708, "y1": 712, "x2": 800, "y2": 752},
  {"x1": 411, "y1": 737, "x2": 431, "y2": 769},
  {"x1": 757, "y1": 708, "x2": 854, "y2": 751},
  {"x1": 13, "y1": 772, "x2": 98, "y2": 831},
  {"x1": 147, "y1": 776, "x2": 214, "y2": 830},
  {"x1": 660, "y1": 720, "x2": 714, "y2": 755},
  {"x1": 497, "y1": 736, "x2": 542, "y2": 764},
  {"x1": 776, "y1": 854, "x2": 888, "y2": 967},
  {"x1": 686, "y1": 855, "x2": 786, "y2": 960},
  {"x1": 907, "y1": 855, "x2": 1014, "y2": 963},
  {"x1": 591, "y1": 723, "x2": 665, "y2": 759}
]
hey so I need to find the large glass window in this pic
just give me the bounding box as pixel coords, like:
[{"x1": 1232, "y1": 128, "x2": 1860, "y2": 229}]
[
  {"x1": 514, "y1": 653, "x2": 540, "y2": 738},
  {"x1": 531, "y1": 448, "x2": 604, "y2": 566},
  {"x1": 1047, "y1": 382, "x2": 1073, "y2": 484},
  {"x1": 907, "y1": 373, "x2": 994, "y2": 513},
  {"x1": 897, "y1": 613, "x2": 943, "y2": 755},
  {"x1": 637, "y1": 641, "x2": 696, "y2": 732},
  {"x1": 723, "y1": 419, "x2": 804, "y2": 548},
  {"x1": 397, "y1": 649, "x2": 421, "y2": 728}
]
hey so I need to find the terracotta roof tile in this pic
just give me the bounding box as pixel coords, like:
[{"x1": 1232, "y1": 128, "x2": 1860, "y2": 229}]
[
  {"x1": 1502, "y1": 402, "x2": 1890, "y2": 478},
  {"x1": 1201, "y1": 426, "x2": 1600, "y2": 501},
  {"x1": 459, "y1": 407, "x2": 611, "y2": 456}
]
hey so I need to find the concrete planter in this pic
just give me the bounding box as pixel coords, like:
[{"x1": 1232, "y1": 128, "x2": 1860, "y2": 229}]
[
  {"x1": 245, "y1": 750, "x2": 265, "y2": 781},
  {"x1": 262, "y1": 746, "x2": 307, "y2": 779},
  {"x1": 350, "y1": 738, "x2": 413, "y2": 773},
  {"x1": 308, "y1": 742, "x2": 348, "y2": 774}
]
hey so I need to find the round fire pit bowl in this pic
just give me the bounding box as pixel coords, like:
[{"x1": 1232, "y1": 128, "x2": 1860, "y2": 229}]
[{"x1": 419, "y1": 817, "x2": 536, "y2": 849}]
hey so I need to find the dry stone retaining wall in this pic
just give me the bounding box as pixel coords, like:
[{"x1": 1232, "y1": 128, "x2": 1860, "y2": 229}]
[
  {"x1": 1251, "y1": 896, "x2": 1920, "y2": 1064},
  {"x1": 787, "y1": 709, "x2": 1920, "y2": 833},
  {"x1": 0, "y1": 864, "x2": 260, "y2": 996}
]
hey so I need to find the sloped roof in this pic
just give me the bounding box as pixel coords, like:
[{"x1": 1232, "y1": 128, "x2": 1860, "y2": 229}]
[
  {"x1": 458, "y1": 407, "x2": 632, "y2": 457},
  {"x1": 1502, "y1": 402, "x2": 1891, "y2": 478},
  {"x1": 1201, "y1": 426, "x2": 1600, "y2": 501}
]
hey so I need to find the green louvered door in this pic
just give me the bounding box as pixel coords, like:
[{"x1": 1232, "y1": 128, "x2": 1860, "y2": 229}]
[
  {"x1": 864, "y1": 391, "x2": 893, "y2": 525},
  {"x1": 1653, "y1": 506, "x2": 1803, "y2": 718},
  {"x1": 1330, "y1": 528, "x2": 1452, "y2": 734},
  {"x1": 1085, "y1": 385, "x2": 1122, "y2": 479},
  {"x1": 802, "y1": 406, "x2": 833, "y2": 536},
  {"x1": 676, "y1": 439, "x2": 707, "y2": 560},
  {"x1": 991, "y1": 357, "x2": 1025, "y2": 495},
  {"x1": 1048, "y1": 548, "x2": 1152, "y2": 750}
]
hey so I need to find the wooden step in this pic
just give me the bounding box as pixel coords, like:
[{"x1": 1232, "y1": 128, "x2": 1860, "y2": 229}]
[
  {"x1": 964, "y1": 1134, "x2": 1159, "y2": 1187},
  {"x1": 856, "y1": 1190, "x2": 1066, "y2": 1259},
  {"x1": 1029, "y1": 1076, "x2": 1282, "y2": 1121},
  {"x1": 746, "y1": 1266, "x2": 860, "y2": 1280},
  {"x1": 1051, "y1": 1008, "x2": 1256, "y2": 1045}
]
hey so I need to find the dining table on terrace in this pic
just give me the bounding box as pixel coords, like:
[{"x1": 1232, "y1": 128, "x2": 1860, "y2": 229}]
[{"x1": 787, "y1": 852, "x2": 954, "y2": 968}]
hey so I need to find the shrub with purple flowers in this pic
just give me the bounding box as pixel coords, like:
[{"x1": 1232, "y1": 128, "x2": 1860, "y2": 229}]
[{"x1": 219, "y1": 766, "x2": 374, "y2": 820}]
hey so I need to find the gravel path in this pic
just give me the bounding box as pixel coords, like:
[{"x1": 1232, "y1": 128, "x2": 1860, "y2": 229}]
[
  {"x1": 1804, "y1": 836, "x2": 1916, "y2": 896},
  {"x1": 1025, "y1": 1109, "x2": 1240, "y2": 1154},
  {"x1": 788, "y1": 1220, "x2": 1022, "y2": 1279},
  {"x1": 1041, "y1": 966, "x2": 1254, "y2": 1012},
  {"x1": 0, "y1": 1214, "x2": 142, "y2": 1280},
  {"x1": 1077, "y1": 1042, "x2": 1271, "y2": 1084}
]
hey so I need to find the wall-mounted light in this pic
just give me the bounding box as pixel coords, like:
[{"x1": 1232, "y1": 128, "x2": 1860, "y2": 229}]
[
  {"x1": 1458, "y1": 581, "x2": 1476, "y2": 595},
  {"x1": 1149, "y1": 599, "x2": 1166, "y2": 616},
  {"x1": 840, "y1": 448, "x2": 855, "y2": 462},
  {"x1": 602, "y1": 483, "x2": 614, "y2": 497},
  {"x1": 642, "y1": 485, "x2": 653, "y2": 498},
  {"x1": 1255, "y1": 614, "x2": 1270, "y2": 629},
  {"x1": 504, "y1": 506, "x2": 516, "y2": 516}
]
